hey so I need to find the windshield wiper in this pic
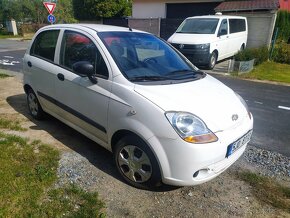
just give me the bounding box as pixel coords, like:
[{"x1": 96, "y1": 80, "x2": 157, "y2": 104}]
[
  {"x1": 166, "y1": 69, "x2": 195, "y2": 75},
  {"x1": 129, "y1": 75, "x2": 170, "y2": 82}
]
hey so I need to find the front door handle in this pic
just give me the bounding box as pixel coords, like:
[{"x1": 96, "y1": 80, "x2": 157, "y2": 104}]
[
  {"x1": 57, "y1": 73, "x2": 65, "y2": 81},
  {"x1": 27, "y1": 61, "x2": 32, "y2": 67}
]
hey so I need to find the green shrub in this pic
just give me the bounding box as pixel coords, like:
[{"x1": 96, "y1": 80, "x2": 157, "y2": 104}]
[
  {"x1": 234, "y1": 46, "x2": 269, "y2": 66},
  {"x1": 275, "y1": 10, "x2": 290, "y2": 41},
  {"x1": 272, "y1": 41, "x2": 290, "y2": 64}
]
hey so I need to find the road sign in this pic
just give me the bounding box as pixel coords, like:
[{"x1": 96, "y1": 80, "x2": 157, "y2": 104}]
[
  {"x1": 48, "y1": 14, "x2": 56, "y2": 24},
  {"x1": 43, "y1": 2, "x2": 56, "y2": 14}
]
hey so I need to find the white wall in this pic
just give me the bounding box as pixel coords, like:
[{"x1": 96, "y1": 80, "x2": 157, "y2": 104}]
[
  {"x1": 132, "y1": 0, "x2": 224, "y2": 18},
  {"x1": 133, "y1": 2, "x2": 166, "y2": 18}
]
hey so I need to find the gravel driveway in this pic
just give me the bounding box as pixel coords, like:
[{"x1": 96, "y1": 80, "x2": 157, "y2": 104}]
[{"x1": 0, "y1": 76, "x2": 289, "y2": 217}]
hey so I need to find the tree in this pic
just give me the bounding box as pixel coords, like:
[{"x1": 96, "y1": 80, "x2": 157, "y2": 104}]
[
  {"x1": 73, "y1": 0, "x2": 132, "y2": 20},
  {"x1": 54, "y1": 0, "x2": 77, "y2": 23},
  {"x1": 0, "y1": 0, "x2": 77, "y2": 24}
]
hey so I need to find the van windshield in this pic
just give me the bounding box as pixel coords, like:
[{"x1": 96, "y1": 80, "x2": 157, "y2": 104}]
[
  {"x1": 176, "y1": 18, "x2": 219, "y2": 34},
  {"x1": 98, "y1": 31, "x2": 204, "y2": 83}
]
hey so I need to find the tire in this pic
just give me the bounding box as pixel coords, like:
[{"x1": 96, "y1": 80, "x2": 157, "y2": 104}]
[
  {"x1": 114, "y1": 135, "x2": 162, "y2": 189},
  {"x1": 240, "y1": 44, "x2": 245, "y2": 51},
  {"x1": 207, "y1": 52, "x2": 217, "y2": 70},
  {"x1": 27, "y1": 89, "x2": 45, "y2": 120}
]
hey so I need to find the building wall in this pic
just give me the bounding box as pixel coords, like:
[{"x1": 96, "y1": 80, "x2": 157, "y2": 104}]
[
  {"x1": 132, "y1": 2, "x2": 166, "y2": 18},
  {"x1": 225, "y1": 12, "x2": 277, "y2": 48},
  {"x1": 132, "y1": 0, "x2": 224, "y2": 18},
  {"x1": 280, "y1": 0, "x2": 290, "y2": 11}
]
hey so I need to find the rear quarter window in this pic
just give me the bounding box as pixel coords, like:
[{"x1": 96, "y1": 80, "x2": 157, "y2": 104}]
[
  {"x1": 229, "y1": 19, "x2": 246, "y2": 34},
  {"x1": 30, "y1": 30, "x2": 60, "y2": 62}
]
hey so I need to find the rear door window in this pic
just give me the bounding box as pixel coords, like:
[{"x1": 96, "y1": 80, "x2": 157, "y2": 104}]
[
  {"x1": 229, "y1": 19, "x2": 246, "y2": 33},
  {"x1": 30, "y1": 30, "x2": 60, "y2": 62}
]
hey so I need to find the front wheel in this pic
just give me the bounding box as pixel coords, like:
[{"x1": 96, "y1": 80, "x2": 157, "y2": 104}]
[
  {"x1": 207, "y1": 52, "x2": 217, "y2": 70},
  {"x1": 114, "y1": 135, "x2": 162, "y2": 189}
]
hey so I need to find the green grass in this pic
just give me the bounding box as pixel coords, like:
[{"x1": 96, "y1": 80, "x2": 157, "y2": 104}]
[
  {"x1": 239, "y1": 171, "x2": 290, "y2": 212},
  {"x1": 0, "y1": 73, "x2": 11, "y2": 78},
  {"x1": 238, "y1": 61, "x2": 290, "y2": 83},
  {"x1": 0, "y1": 117, "x2": 27, "y2": 131},
  {"x1": 0, "y1": 34, "x2": 20, "y2": 39},
  {"x1": 0, "y1": 132, "x2": 105, "y2": 217}
]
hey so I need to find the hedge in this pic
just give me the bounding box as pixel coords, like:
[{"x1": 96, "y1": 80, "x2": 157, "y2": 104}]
[{"x1": 234, "y1": 46, "x2": 269, "y2": 66}]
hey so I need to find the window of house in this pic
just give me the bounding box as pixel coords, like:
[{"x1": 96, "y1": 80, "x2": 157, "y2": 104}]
[
  {"x1": 60, "y1": 30, "x2": 108, "y2": 79},
  {"x1": 30, "y1": 30, "x2": 60, "y2": 62}
]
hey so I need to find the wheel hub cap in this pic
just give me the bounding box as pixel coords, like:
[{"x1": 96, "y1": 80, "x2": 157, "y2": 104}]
[{"x1": 118, "y1": 145, "x2": 152, "y2": 183}]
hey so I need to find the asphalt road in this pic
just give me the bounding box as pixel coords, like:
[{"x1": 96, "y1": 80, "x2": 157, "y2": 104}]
[
  {"x1": 0, "y1": 49, "x2": 25, "y2": 72},
  {"x1": 214, "y1": 75, "x2": 290, "y2": 157},
  {"x1": 0, "y1": 44, "x2": 289, "y2": 157}
]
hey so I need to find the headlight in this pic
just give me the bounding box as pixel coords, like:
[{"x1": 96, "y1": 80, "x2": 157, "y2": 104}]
[
  {"x1": 235, "y1": 93, "x2": 252, "y2": 119},
  {"x1": 197, "y1": 43, "x2": 210, "y2": 49},
  {"x1": 165, "y1": 112, "x2": 218, "y2": 144}
]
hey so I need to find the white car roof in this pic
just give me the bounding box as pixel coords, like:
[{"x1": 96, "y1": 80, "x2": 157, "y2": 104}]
[
  {"x1": 186, "y1": 15, "x2": 246, "y2": 20},
  {"x1": 40, "y1": 23, "x2": 144, "y2": 33}
]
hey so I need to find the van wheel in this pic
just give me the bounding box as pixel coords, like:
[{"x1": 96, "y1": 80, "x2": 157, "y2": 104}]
[
  {"x1": 240, "y1": 44, "x2": 245, "y2": 51},
  {"x1": 207, "y1": 52, "x2": 217, "y2": 70},
  {"x1": 114, "y1": 135, "x2": 162, "y2": 189},
  {"x1": 27, "y1": 89, "x2": 45, "y2": 120}
]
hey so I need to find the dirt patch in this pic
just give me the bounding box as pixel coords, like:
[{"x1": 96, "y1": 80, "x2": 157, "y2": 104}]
[{"x1": 0, "y1": 77, "x2": 289, "y2": 217}]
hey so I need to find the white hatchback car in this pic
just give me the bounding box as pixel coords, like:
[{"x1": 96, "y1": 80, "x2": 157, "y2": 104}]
[{"x1": 23, "y1": 24, "x2": 253, "y2": 189}]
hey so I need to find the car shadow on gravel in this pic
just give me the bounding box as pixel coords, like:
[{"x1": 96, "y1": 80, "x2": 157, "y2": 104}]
[{"x1": 6, "y1": 94, "x2": 178, "y2": 192}]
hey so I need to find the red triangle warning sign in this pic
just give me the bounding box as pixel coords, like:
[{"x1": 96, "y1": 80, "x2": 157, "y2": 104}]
[{"x1": 43, "y1": 2, "x2": 56, "y2": 14}]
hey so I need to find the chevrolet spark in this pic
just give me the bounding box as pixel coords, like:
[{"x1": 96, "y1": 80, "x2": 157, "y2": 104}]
[{"x1": 23, "y1": 24, "x2": 253, "y2": 189}]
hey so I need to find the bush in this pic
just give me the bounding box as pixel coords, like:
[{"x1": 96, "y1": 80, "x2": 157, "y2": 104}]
[
  {"x1": 234, "y1": 46, "x2": 269, "y2": 66},
  {"x1": 19, "y1": 24, "x2": 47, "y2": 36},
  {"x1": 272, "y1": 41, "x2": 290, "y2": 64},
  {"x1": 275, "y1": 10, "x2": 290, "y2": 41}
]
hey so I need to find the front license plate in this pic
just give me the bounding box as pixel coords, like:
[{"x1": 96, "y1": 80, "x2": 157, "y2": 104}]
[{"x1": 226, "y1": 130, "x2": 252, "y2": 158}]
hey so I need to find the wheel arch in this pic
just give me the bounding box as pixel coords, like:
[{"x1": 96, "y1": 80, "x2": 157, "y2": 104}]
[
  {"x1": 110, "y1": 129, "x2": 168, "y2": 181},
  {"x1": 212, "y1": 49, "x2": 218, "y2": 60},
  {"x1": 23, "y1": 84, "x2": 33, "y2": 94}
]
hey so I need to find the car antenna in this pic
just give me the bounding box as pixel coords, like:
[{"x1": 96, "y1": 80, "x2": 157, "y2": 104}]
[{"x1": 124, "y1": 16, "x2": 132, "y2": 31}]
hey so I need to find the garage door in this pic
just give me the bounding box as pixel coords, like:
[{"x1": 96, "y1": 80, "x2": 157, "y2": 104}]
[{"x1": 166, "y1": 2, "x2": 221, "y2": 19}]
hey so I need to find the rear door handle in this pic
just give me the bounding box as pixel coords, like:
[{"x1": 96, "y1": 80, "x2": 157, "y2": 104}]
[
  {"x1": 57, "y1": 73, "x2": 65, "y2": 81},
  {"x1": 27, "y1": 61, "x2": 32, "y2": 67}
]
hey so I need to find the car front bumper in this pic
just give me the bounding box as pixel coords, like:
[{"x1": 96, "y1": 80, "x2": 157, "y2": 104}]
[
  {"x1": 171, "y1": 43, "x2": 211, "y2": 66},
  {"x1": 147, "y1": 114, "x2": 253, "y2": 186}
]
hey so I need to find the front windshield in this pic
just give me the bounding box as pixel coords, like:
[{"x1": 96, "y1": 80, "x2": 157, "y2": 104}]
[
  {"x1": 176, "y1": 18, "x2": 219, "y2": 34},
  {"x1": 98, "y1": 31, "x2": 203, "y2": 83}
]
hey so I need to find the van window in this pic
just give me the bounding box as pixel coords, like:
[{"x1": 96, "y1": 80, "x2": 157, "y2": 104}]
[
  {"x1": 218, "y1": 19, "x2": 228, "y2": 36},
  {"x1": 229, "y1": 19, "x2": 246, "y2": 33},
  {"x1": 176, "y1": 18, "x2": 219, "y2": 34},
  {"x1": 31, "y1": 30, "x2": 60, "y2": 62},
  {"x1": 60, "y1": 30, "x2": 108, "y2": 78}
]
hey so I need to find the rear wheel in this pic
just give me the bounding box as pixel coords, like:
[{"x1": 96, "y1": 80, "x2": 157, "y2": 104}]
[
  {"x1": 27, "y1": 89, "x2": 45, "y2": 120},
  {"x1": 114, "y1": 135, "x2": 161, "y2": 189},
  {"x1": 240, "y1": 44, "x2": 245, "y2": 51},
  {"x1": 207, "y1": 52, "x2": 217, "y2": 70}
]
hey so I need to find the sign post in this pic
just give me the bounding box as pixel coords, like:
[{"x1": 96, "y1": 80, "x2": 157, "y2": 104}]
[{"x1": 43, "y1": 2, "x2": 56, "y2": 24}]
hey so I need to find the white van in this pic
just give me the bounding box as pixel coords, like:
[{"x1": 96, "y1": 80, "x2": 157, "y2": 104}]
[
  {"x1": 168, "y1": 15, "x2": 248, "y2": 69},
  {"x1": 23, "y1": 24, "x2": 253, "y2": 189}
]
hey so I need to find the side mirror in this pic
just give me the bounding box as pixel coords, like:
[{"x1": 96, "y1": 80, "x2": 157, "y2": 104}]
[{"x1": 72, "y1": 61, "x2": 97, "y2": 84}]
